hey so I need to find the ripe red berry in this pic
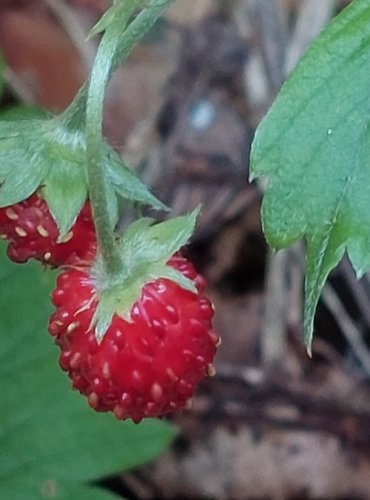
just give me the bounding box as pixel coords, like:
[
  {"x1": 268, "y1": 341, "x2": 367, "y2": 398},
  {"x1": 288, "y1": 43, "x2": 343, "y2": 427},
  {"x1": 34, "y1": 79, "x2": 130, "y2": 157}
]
[
  {"x1": 48, "y1": 254, "x2": 218, "y2": 422},
  {"x1": 0, "y1": 194, "x2": 96, "y2": 266}
]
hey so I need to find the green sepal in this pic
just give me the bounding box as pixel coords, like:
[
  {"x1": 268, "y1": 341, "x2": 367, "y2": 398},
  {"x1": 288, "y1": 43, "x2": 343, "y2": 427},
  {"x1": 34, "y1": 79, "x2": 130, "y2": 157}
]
[
  {"x1": 103, "y1": 145, "x2": 168, "y2": 212},
  {"x1": 42, "y1": 160, "x2": 88, "y2": 240},
  {"x1": 41, "y1": 120, "x2": 89, "y2": 237},
  {"x1": 0, "y1": 117, "x2": 88, "y2": 236},
  {"x1": 91, "y1": 209, "x2": 199, "y2": 340},
  {"x1": 117, "y1": 207, "x2": 200, "y2": 268},
  {"x1": 0, "y1": 120, "x2": 51, "y2": 206},
  {"x1": 92, "y1": 297, "x2": 115, "y2": 343},
  {"x1": 88, "y1": 4, "x2": 120, "y2": 38},
  {"x1": 43, "y1": 121, "x2": 165, "y2": 233},
  {"x1": 157, "y1": 266, "x2": 197, "y2": 293},
  {"x1": 88, "y1": 0, "x2": 137, "y2": 39},
  {"x1": 104, "y1": 172, "x2": 120, "y2": 230},
  {"x1": 0, "y1": 113, "x2": 166, "y2": 239}
]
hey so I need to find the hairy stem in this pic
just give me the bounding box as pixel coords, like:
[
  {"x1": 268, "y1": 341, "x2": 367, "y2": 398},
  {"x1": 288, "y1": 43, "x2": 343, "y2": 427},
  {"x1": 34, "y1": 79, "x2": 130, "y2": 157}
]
[
  {"x1": 85, "y1": 0, "x2": 139, "y2": 275},
  {"x1": 62, "y1": 0, "x2": 175, "y2": 131},
  {"x1": 63, "y1": 0, "x2": 175, "y2": 276}
]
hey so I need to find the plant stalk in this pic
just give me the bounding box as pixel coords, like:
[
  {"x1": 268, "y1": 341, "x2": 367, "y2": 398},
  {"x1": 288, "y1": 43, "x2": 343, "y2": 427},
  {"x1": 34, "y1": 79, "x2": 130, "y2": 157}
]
[
  {"x1": 85, "y1": 1, "x2": 139, "y2": 275},
  {"x1": 63, "y1": 0, "x2": 175, "y2": 277},
  {"x1": 62, "y1": 0, "x2": 175, "y2": 131}
]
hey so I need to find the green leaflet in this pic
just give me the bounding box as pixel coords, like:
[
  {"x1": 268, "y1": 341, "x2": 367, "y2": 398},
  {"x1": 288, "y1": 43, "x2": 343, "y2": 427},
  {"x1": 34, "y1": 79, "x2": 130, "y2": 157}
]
[
  {"x1": 250, "y1": 0, "x2": 370, "y2": 350},
  {"x1": 0, "y1": 245, "x2": 175, "y2": 499}
]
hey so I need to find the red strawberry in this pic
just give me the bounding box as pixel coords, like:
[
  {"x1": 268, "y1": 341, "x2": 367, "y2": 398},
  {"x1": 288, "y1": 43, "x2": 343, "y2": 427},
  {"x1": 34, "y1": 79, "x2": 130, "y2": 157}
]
[
  {"x1": 48, "y1": 254, "x2": 218, "y2": 423},
  {"x1": 0, "y1": 194, "x2": 96, "y2": 266}
]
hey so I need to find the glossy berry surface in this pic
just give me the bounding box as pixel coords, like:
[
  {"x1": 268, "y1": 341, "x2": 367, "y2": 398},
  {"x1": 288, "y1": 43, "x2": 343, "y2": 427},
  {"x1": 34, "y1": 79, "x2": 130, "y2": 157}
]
[
  {"x1": 49, "y1": 254, "x2": 218, "y2": 422},
  {"x1": 0, "y1": 194, "x2": 96, "y2": 266}
]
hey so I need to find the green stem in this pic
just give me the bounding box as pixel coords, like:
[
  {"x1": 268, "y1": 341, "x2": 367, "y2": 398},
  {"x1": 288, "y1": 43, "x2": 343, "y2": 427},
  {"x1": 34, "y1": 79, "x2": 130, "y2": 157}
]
[
  {"x1": 62, "y1": 0, "x2": 175, "y2": 131},
  {"x1": 85, "y1": 0, "x2": 139, "y2": 275},
  {"x1": 64, "y1": 0, "x2": 175, "y2": 277}
]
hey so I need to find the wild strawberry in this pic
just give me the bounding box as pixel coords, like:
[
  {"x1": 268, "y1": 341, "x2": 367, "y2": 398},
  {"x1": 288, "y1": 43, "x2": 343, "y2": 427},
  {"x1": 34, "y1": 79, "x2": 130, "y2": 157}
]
[
  {"x1": 48, "y1": 254, "x2": 217, "y2": 423},
  {"x1": 0, "y1": 194, "x2": 96, "y2": 266}
]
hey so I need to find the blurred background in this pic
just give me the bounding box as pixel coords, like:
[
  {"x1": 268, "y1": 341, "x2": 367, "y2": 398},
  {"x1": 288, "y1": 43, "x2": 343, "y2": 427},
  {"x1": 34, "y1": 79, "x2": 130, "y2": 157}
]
[{"x1": 3, "y1": 0, "x2": 370, "y2": 499}]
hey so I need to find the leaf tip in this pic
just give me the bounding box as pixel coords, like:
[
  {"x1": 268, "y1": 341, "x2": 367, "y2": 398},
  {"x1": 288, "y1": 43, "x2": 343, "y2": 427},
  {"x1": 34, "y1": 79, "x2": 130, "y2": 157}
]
[
  {"x1": 303, "y1": 313, "x2": 314, "y2": 358},
  {"x1": 94, "y1": 321, "x2": 106, "y2": 344},
  {"x1": 354, "y1": 267, "x2": 365, "y2": 280},
  {"x1": 306, "y1": 343, "x2": 313, "y2": 358},
  {"x1": 191, "y1": 204, "x2": 201, "y2": 220},
  {"x1": 90, "y1": 308, "x2": 110, "y2": 345},
  {"x1": 248, "y1": 168, "x2": 257, "y2": 183}
]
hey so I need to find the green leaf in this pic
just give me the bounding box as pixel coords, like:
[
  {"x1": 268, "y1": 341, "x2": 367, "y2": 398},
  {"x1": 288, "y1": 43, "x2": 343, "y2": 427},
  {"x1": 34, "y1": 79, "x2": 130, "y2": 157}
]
[
  {"x1": 250, "y1": 0, "x2": 370, "y2": 351},
  {"x1": 0, "y1": 245, "x2": 176, "y2": 499},
  {"x1": 0, "y1": 478, "x2": 119, "y2": 500}
]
